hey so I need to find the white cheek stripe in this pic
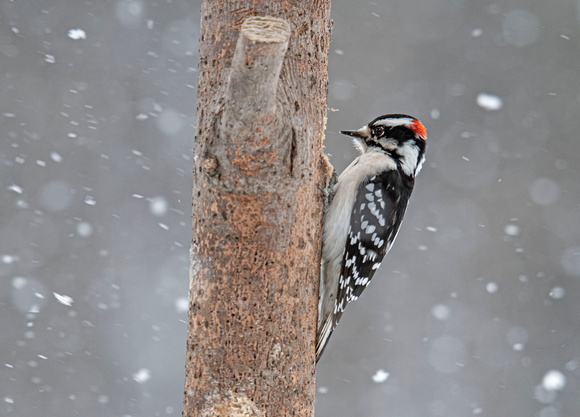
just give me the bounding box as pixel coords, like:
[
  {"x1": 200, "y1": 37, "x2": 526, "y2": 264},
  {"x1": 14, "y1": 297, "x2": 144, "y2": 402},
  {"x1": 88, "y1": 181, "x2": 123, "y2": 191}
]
[{"x1": 397, "y1": 141, "x2": 421, "y2": 176}]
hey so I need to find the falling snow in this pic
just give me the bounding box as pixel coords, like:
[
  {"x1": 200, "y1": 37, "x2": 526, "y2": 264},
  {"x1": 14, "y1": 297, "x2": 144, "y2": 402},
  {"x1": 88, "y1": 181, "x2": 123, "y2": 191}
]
[
  {"x1": 549, "y1": 287, "x2": 565, "y2": 299},
  {"x1": 149, "y1": 196, "x2": 169, "y2": 216},
  {"x1": 67, "y1": 28, "x2": 86, "y2": 40},
  {"x1": 2, "y1": 255, "x2": 16, "y2": 264},
  {"x1": 486, "y1": 282, "x2": 498, "y2": 294},
  {"x1": 53, "y1": 292, "x2": 74, "y2": 306},
  {"x1": 431, "y1": 304, "x2": 451, "y2": 320},
  {"x1": 76, "y1": 221, "x2": 93, "y2": 237},
  {"x1": 132, "y1": 368, "x2": 151, "y2": 383},
  {"x1": 8, "y1": 184, "x2": 23, "y2": 194},
  {"x1": 372, "y1": 369, "x2": 390, "y2": 383},
  {"x1": 542, "y1": 370, "x2": 566, "y2": 391},
  {"x1": 174, "y1": 297, "x2": 189, "y2": 313},
  {"x1": 476, "y1": 93, "x2": 503, "y2": 111},
  {"x1": 504, "y1": 223, "x2": 521, "y2": 236}
]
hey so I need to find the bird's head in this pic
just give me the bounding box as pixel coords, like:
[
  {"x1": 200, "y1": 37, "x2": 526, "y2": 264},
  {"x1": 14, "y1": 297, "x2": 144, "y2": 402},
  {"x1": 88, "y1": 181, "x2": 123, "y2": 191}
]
[{"x1": 340, "y1": 114, "x2": 427, "y2": 177}]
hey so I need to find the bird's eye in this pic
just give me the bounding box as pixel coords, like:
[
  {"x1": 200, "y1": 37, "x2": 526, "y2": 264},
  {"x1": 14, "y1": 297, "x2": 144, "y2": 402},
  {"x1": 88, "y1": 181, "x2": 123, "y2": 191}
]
[{"x1": 374, "y1": 126, "x2": 384, "y2": 137}]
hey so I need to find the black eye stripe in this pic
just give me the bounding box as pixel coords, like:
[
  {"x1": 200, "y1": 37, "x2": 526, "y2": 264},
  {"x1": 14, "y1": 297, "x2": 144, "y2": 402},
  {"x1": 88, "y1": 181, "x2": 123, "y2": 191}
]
[{"x1": 372, "y1": 125, "x2": 414, "y2": 140}]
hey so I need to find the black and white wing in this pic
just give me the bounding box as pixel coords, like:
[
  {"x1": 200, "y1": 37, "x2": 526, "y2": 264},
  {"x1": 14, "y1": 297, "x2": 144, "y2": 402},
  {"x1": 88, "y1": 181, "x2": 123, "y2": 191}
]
[{"x1": 332, "y1": 170, "x2": 412, "y2": 328}]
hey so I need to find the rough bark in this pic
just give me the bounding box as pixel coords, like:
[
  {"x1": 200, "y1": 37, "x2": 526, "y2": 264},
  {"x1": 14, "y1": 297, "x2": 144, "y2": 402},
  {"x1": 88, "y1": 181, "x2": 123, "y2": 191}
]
[{"x1": 184, "y1": 2, "x2": 332, "y2": 417}]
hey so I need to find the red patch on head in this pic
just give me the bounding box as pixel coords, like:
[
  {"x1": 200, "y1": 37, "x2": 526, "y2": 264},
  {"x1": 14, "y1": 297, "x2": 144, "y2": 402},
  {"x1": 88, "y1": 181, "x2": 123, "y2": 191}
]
[{"x1": 411, "y1": 119, "x2": 427, "y2": 140}]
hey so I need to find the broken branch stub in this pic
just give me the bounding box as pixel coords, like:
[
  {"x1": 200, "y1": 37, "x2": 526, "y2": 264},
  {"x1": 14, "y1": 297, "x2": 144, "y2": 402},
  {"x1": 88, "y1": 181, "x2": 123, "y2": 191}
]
[
  {"x1": 219, "y1": 17, "x2": 292, "y2": 182},
  {"x1": 223, "y1": 16, "x2": 291, "y2": 126}
]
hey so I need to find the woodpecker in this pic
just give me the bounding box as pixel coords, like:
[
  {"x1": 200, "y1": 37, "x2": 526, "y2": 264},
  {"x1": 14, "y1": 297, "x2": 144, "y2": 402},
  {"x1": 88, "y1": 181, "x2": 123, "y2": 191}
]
[{"x1": 316, "y1": 114, "x2": 427, "y2": 361}]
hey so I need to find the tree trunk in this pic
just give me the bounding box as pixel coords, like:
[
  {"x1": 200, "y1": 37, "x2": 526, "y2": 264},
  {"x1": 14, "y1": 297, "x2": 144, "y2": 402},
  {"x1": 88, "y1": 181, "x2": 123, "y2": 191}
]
[{"x1": 184, "y1": 1, "x2": 332, "y2": 416}]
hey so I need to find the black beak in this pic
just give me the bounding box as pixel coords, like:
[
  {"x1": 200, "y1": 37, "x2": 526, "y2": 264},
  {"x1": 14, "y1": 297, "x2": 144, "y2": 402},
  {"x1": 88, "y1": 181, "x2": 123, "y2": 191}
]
[
  {"x1": 340, "y1": 130, "x2": 365, "y2": 138},
  {"x1": 340, "y1": 125, "x2": 370, "y2": 139}
]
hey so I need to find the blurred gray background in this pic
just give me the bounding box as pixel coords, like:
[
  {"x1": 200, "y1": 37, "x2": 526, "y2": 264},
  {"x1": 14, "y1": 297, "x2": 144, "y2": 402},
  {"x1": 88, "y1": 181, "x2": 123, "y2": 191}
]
[{"x1": 1, "y1": 1, "x2": 579, "y2": 416}]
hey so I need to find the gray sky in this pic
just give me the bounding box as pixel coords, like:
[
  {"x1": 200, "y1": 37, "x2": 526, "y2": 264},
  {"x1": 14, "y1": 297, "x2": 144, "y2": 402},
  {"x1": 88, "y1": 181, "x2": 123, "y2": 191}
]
[{"x1": 1, "y1": 1, "x2": 579, "y2": 416}]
